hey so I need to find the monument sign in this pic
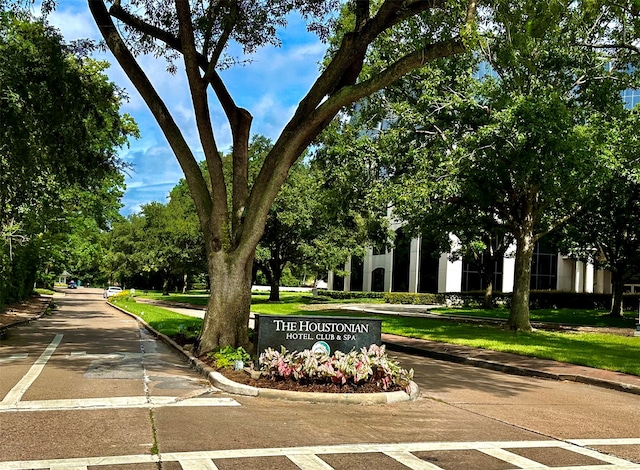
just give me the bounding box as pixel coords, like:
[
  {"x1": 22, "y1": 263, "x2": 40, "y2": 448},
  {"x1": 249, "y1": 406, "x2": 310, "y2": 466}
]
[{"x1": 255, "y1": 314, "x2": 382, "y2": 355}]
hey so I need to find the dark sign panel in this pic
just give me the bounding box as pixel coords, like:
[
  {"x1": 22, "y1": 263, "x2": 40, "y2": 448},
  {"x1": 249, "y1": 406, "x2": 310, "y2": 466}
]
[{"x1": 255, "y1": 314, "x2": 382, "y2": 355}]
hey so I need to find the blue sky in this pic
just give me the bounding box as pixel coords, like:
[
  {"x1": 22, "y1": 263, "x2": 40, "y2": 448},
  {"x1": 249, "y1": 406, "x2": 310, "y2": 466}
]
[{"x1": 42, "y1": 2, "x2": 327, "y2": 215}]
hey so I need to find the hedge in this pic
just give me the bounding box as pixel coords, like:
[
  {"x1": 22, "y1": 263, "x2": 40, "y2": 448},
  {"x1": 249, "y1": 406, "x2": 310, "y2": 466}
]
[{"x1": 320, "y1": 290, "x2": 386, "y2": 300}]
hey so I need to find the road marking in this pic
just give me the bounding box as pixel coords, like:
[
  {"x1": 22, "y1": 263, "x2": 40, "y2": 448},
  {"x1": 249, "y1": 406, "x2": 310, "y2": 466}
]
[
  {"x1": 287, "y1": 454, "x2": 334, "y2": 469},
  {"x1": 570, "y1": 439, "x2": 640, "y2": 446},
  {"x1": 3, "y1": 440, "x2": 637, "y2": 470},
  {"x1": 1, "y1": 334, "x2": 62, "y2": 405},
  {"x1": 179, "y1": 459, "x2": 220, "y2": 470},
  {"x1": 383, "y1": 451, "x2": 445, "y2": 469},
  {"x1": 0, "y1": 353, "x2": 28, "y2": 364},
  {"x1": 479, "y1": 447, "x2": 548, "y2": 468},
  {"x1": 0, "y1": 396, "x2": 240, "y2": 412}
]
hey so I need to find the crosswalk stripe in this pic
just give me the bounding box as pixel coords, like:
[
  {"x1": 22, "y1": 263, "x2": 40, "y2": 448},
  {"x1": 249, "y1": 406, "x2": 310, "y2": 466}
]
[
  {"x1": 178, "y1": 459, "x2": 219, "y2": 470},
  {"x1": 383, "y1": 451, "x2": 445, "y2": 469},
  {"x1": 0, "y1": 440, "x2": 638, "y2": 470},
  {"x1": 287, "y1": 454, "x2": 334, "y2": 469},
  {"x1": 479, "y1": 447, "x2": 548, "y2": 468},
  {"x1": 0, "y1": 396, "x2": 240, "y2": 412},
  {"x1": 1, "y1": 334, "x2": 63, "y2": 405}
]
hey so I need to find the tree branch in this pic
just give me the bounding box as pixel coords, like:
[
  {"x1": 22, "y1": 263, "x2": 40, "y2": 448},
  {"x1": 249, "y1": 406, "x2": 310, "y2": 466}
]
[
  {"x1": 175, "y1": 0, "x2": 229, "y2": 251},
  {"x1": 88, "y1": 0, "x2": 213, "y2": 240}
]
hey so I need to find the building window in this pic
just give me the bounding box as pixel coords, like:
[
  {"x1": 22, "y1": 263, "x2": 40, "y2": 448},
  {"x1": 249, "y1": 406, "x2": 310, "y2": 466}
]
[
  {"x1": 462, "y1": 256, "x2": 504, "y2": 292},
  {"x1": 530, "y1": 239, "x2": 558, "y2": 290},
  {"x1": 372, "y1": 268, "x2": 385, "y2": 292},
  {"x1": 623, "y1": 88, "x2": 640, "y2": 109},
  {"x1": 350, "y1": 256, "x2": 364, "y2": 292},
  {"x1": 392, "y1": 228, "x2": 411, "y2": 292}
]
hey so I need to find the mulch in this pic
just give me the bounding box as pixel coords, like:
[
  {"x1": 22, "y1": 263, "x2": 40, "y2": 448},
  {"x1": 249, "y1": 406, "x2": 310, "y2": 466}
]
[{"x1": 0, "y1": 296, "x2": 52, "y2": 329}]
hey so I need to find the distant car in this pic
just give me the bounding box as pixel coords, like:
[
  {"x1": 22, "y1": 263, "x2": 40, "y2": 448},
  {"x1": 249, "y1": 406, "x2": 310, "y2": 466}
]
[
  {"x1": 103, "y1": 286, "x2": 123, "y2": 298},
  {"x1": 67, "y1": 281, "x2": 77, "y2": 289}
]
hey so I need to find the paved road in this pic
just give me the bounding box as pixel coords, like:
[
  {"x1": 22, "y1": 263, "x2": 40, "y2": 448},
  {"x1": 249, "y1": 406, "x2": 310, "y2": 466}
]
[{"x1": 1, "y1": 288, "x2": 639, "y2": 469}]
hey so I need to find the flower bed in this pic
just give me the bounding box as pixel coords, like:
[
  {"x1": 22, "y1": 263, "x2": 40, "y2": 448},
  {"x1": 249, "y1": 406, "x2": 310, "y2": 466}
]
[{"x1": 257, "y1": 344, "x2": 414, "y2": 394}]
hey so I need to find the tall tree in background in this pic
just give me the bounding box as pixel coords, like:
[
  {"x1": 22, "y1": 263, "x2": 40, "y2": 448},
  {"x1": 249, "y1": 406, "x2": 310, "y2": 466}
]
[
  {"x1": 343, "y1": 1, "x2": 639, "y2": 330},
  {"x1": 558, "y1": 110, "x2": 640, "y2": 317},
  {"x1": 0, "y1": 10, "x2": 136, "y2": 307},
  {"x1": 83, "y1": 0, "x2": 479, "y2": 353}
]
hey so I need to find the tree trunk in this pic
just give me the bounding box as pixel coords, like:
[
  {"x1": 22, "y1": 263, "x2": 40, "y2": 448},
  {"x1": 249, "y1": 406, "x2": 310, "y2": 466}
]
[
  {"x1": 507, "y1": 231, "x2": 534, "y2": 331},
  {"x1": 268, "y1": 259, "x2": 282, "y2": 302},
  {"x1": 481, "y1": 246, "x2": 495, "y2": 309},
  {"x1": 162, "y1": 275, "x2": 170, "y2": 296},
  {"x1": 483, "y1": 281, "x2": 493, "y2": 310},
  {"x1": 269, "y1": 278, "x2": 281, "y2": 302},
  {"x1": 198, "y1": 251, "x2": 254, "y2": 355},
  {"x1": 182, "y1": 273, "x2": 188, "y2": 294},
  {"x1": 609, "y1": 272, "x2": 624, "y2": 317}
]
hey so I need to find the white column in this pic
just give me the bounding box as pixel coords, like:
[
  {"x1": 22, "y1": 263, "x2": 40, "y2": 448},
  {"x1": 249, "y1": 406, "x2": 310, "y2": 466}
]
[
  {"x1": 343, "y1": 259, "x2": 351, "y2": 292},
  {"x1": 364, "y1": 248, "x2": 373, "y2": 292},
  {"x1": 384, "y1": 249, "x2": 393, "y2": 292},
  {"x1": 585, "y1": 261, "x2": 594, "y2": 293},
  {"x1": 502, "y1": 257, "x2": 515, "y2": 293},
  {"x1": 408, "y1": 237, "x2": 420, "y2": 293},
  {"x1": 574, "y1": 260, "x2": 584, "y2": 293}
]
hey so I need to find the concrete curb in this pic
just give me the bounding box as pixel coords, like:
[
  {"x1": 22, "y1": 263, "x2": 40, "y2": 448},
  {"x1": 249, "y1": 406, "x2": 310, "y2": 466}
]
[{"x1": 108, "y1": 302, "x2": 418, "y2": 404}]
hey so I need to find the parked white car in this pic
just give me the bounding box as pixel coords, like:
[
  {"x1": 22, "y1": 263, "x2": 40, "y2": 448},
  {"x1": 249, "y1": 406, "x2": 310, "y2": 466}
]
[{"x1": 103, "y1": 286, "x2": 123, "y2": 298}]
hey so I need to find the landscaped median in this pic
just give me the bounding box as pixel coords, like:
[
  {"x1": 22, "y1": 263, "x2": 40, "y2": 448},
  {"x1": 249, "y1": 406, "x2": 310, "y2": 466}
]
[{"x1": 107, "y1": 293, "x2": 419, "y2": 404}]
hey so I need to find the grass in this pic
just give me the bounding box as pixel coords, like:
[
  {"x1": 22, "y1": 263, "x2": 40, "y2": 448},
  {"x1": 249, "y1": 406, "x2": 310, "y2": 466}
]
[
  {"x1": 111, "y1": 296, "x2": 202, "y2": 338},
  {"x1": 134, "y1": 291, "x2": 210, "y2": 306},
  {"x1": 34, "y1": 288, "x2": 56, "y2": 296},
  {"x1": 378, "y1": 315, "x2": 640, "y2": 376},
  {"x1": 118, "y1": 291, "x2": 640, "y2": 376}
]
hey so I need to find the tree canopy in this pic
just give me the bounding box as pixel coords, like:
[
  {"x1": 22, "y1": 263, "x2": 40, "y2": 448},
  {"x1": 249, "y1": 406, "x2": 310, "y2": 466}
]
[
  {"x1": 328, "y1": 0, "x2": 640, "y2": 329},
  {"x1": 0, "y1": 10, "x2": 137, "y2": 307}
]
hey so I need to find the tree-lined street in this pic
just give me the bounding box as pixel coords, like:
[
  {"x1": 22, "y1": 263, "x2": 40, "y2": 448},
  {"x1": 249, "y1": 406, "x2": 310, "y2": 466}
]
[{"x1": 1, "y1": 290, "x2": 639, "y2": 469}]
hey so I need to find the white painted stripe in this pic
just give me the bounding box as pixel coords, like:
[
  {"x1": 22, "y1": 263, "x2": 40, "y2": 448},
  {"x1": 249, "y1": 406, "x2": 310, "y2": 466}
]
[
  {"x1": 544, "y1": 467, "x2": 640, "y2": 470},
  {"x1": 1, "y1": 440, "x2": 638, "y2": 470},
  {"x1": 569, "y1": 438, "x2": 640, "y2": 447},
  {"x1": 479, "y1": 447, "x2": 548, "y2": 468},
  {"x1": 50, "y1": 466, "x2": 88, "y2": 470},
  {"x1": 1, "y1": 334, "x2": 63, "y2": 405},
  {"x1": 0, "y1": 353, "x2": 28, "y2": 363},
  {"x1": 563, "y1": 443, "x2": 639, "y2": 467},
  {"x1": 179, "y1": 459, "x2": 219, "y2": 470},
  {"x1": 287, "y1": 454, "x2": 334, "y2": 470},
  {"x1": 0, "y1": 396, "x2": 240, "y2": 412},
  {"x1": 0, "y1": 454, "x2": 158, "y2": 470},
  {"x1": 384, "y1": 451, "x2": 445, "y2": 469}
]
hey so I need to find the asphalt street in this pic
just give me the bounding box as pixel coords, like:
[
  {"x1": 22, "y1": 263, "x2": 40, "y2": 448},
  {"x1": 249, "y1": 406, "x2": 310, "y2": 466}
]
[{"x1": 0, "y1": 288, "x2": 639, "y2": 469}]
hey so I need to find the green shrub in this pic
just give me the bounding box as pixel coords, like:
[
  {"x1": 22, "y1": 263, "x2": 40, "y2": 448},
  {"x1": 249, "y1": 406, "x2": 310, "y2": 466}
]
[
  {"x1": 384, "y1": 292, "x2": 444, "y2": 305},
  {"x1": 208, "y1": 346, "x2": 251, "y2": 369},
  {"x1": 321, "y1": 290, "x2": 386, "y2": 300}
]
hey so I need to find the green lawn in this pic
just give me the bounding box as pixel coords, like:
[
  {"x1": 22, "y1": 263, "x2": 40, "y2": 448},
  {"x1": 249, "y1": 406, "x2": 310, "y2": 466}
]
[
  {"x1": 118, "y1": 291, "x2": 640, "y2": 376},
  {"x1": 111, "y1": 297, "x2": 202, "y2": 337}
]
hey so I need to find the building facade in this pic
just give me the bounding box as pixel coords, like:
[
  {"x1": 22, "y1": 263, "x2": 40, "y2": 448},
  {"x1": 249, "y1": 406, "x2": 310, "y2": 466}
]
[{"x1": 328, "y1": 229, "x2": 613, "y2": 295}]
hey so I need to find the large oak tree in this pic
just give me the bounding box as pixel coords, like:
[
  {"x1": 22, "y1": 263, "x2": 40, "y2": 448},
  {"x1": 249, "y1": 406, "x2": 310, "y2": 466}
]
[{"x1": 84, "y1": 0, "x2": 478, "y2": 353}]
